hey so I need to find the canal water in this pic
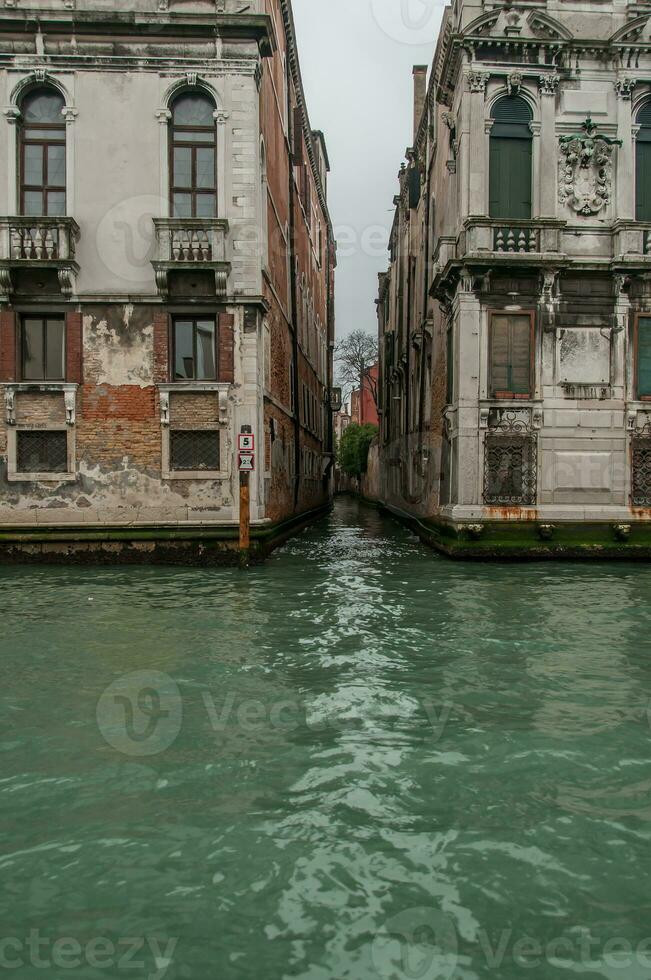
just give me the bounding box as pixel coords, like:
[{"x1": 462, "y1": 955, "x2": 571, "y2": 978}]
[{"x1": 1, "y1": 497, "x2": 651, "y2": 980}]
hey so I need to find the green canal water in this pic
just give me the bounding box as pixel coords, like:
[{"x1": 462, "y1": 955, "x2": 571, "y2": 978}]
[{"x1": 2, "y1": 498, "x2": 651, "y2": 980}]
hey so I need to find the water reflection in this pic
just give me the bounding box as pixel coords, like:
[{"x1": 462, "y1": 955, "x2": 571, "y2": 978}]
[{"x1": 1, "y1": 498, "x2": 651, "y2": 979}]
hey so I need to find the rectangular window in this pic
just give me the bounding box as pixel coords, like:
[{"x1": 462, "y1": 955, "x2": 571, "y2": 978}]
[
  {"x1": 22, "y1": 316, "x2": 65, "y2": 381},
  {"x1": 173, "y1": 317, "x2": 216, "y2": 381},
  {"x1": 489, "y1": 313, "x2": 533, "y2": 399},
  {"x1": 170, "y1": 430, "x2": 220, "y2": 471},
  {"x1": 16, "y1": 430, "x2": 68, "y2": 474},
  {"x1": 637, "y1": 316, "x2": 651, "y2": 399},
  {"x1": 484, "y1": 435, "x2": 537, "y2": 506}
]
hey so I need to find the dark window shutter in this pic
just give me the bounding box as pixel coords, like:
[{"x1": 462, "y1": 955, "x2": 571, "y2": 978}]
[
  {"x1": 490, "y1": 315, "x2": 531, "y2": 396},
  {"x1": 0, "y1": 311, "x2": 17, "y2": 381},
  {"x1": 293, "y1": 107, "x2": 303, "y2": 164},
  {"x1": 218, "y1": 313, "x2": 235, "y2": 383},
  {"x1": 409, "y1": 167, "x2": 421, "y2": 209},
  {"x1": 446, "y1": 325, "x2": 454, "y2": 404},
  {"x1": 638, "y1": 317, "x2": 651, "y2": 397},
  {"x1": 490, "y1": 138, "x2": 532, "y2": 219},
  {"x1": 510, "y1": 316, "x2": 532, "y2": 394},
  {"x1": 489, "y1": 96, "x2": 532, "y2": 220},
  {"x1": 65, "y1": 312, "x2": 83, "y2": 384},
  {"x1": 636, "y1": 141, "x2": 651, "y2": 221},
  {"x1": 490, "y1": 316, "x2": 510, "y2": 394}
]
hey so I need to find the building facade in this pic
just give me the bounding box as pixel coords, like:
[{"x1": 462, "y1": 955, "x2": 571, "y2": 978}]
[
  {"x1": 0, "y1": 0, "x2": 335, "y2": 561},
  {"x1": 378, "y1": 2, "x2": 651, "y2": 557},
  {"x1": 350, "y1": 362, "x2": 380, "y2": 427}
]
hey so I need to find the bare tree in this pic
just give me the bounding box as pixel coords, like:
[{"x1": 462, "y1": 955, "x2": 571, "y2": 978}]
[{"x1": 334, "y1": 330, "x2": 379, "y2": 410}]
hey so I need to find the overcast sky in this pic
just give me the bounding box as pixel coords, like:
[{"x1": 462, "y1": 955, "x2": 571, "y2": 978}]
[{"x1": 291, "y1": 0, "x2": 445, "y2": 340}]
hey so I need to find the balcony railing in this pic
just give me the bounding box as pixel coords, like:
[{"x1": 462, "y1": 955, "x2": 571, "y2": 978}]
[
  {"x1": 152, "y1": 218, "x2": 230, "y2": 299},
  {"x1": 0, "y1": 217, "x2": 80, "y2": 299},
  {"x1": 493, "y1": 226, "x2": 539, "y2": 253},
  {"x1": 463, "y1": 218, "x2": 564, "y2": 259}
]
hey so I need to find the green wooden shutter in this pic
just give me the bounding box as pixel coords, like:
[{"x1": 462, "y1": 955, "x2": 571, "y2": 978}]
[
  {"x1": 490, "y1": 96, "x2": 533, "y2": 220},
  {"x1": 638, "y1": 317, "x2": 651, "y2": 397},
  {"x1": 510, "y1": 316, "x2": 532, "y2": 394},
  {"x1": 489, "y1": 138, "x2": 532, "y2": 219},
  {"x1": 490, "y1": 316, "x2": 510, "y2": 394},
  {"x1": 636, "y1": 141, "x2": 651, "y2": 222},
  {"x1": 446, "y1": 325, "x2": 454, "y2": 403}
]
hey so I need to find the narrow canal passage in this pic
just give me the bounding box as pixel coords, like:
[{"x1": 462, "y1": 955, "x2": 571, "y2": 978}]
[{"x1": 2, "y1": 498, "x2": 651, "y2": 979}]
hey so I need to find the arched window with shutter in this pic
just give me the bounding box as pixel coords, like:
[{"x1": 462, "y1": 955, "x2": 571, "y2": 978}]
[
  {"x1": 636, "y1": 102, "x2": 651, "y2": 221},
  {"x1": 19, "y1": 88, "x2": 66, "y2": 216},
  {"x1": 489, "y1": 95, "x2": 533, "y2": 220},
  {"x1": 169, "y1": 91, "x2": 217, "y2": 218}
]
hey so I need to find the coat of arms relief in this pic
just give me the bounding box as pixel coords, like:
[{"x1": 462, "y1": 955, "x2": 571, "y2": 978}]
[{"x1": 558, "y1": 117, "x2": 622, "y2": 215}]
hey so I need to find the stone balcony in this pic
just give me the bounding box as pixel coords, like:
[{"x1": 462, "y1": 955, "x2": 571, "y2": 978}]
[
  {"x1": 613, "y1": 221, "x2": 651, "y2": 266},
  {"x1": 0, "y1": 217, "x2": 80, "y2": 300},
  {"x1": 151, "y1": 218, "x2": 231, "y2": 299},
  {"x1": 460, "y1": 218, "x2": 566, "y2": 264}
]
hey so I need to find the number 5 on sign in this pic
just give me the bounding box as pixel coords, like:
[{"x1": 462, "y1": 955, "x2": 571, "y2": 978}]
[
  {"x1": 238, "y1": 434, "x2": 255, "y2": 452},
  {"x1": 239, "y1": 453, "x2": 255, "y2": 472}
]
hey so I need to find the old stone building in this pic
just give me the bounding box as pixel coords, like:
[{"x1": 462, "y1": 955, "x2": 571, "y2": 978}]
[
  {"x1": 378, "y1": 1, "x2": 651, "y2": 557},
  {"x1": 0, "y1": 0, "x2": 335, "y2": 561}
]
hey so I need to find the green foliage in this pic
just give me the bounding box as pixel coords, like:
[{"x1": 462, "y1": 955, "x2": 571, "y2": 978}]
[{"x1": 338, "y1": 424, "x2": 378, "y2": 478}]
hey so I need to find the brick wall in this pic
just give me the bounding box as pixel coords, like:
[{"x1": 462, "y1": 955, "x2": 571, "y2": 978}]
[{"x1": 0, "y1": 311, "x2": 16, "y2": 382}]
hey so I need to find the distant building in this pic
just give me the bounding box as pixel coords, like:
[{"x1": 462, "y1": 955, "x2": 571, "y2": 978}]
[
  {"x1": 334, "y1": 405, "x2": 352, "y2": 444},
  {"x1": 377, "y1": 3, "x2": 651, "y2": 558},
  {"x1": 350, "y1": 363, "x2": 380, "y2": 427}
]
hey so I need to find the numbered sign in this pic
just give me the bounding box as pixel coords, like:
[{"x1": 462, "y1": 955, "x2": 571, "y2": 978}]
[
  {"x1": 238, "y1": 434, "x2": 255, "y2": 452},
  {"x1": 239, "y1": 453, "x2": 255, "y2": 472}
]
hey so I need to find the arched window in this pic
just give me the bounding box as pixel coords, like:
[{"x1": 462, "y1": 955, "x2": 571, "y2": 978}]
[
  {"x1": 636, "y1": 102, "x2": 651, "y2": 221},
  {"x1": 169, "y1": 91, "x2": 216, "y2": 218},
  {"x1": 489, "y1": 95, "x2": 532, "y2": 220},
  {"x1": 19, "y1": 88, "x2": 66, "y2": 216}
]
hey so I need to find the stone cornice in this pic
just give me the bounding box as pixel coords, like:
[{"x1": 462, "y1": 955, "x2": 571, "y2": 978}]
[
  {"x1": 279, "y1": 0, "x2": 332, "y2": 236},
  {"x1": 0, "y1": 9, "x2": 274, "y2": 52}
]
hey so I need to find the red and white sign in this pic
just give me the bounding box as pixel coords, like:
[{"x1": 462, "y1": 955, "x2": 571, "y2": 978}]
[
  {"x1": 238, "y1": 434, "x2": 255, "y2": 452},
  {"x1": 239, "y1": 453, "x2": 255, "y2": 472}
]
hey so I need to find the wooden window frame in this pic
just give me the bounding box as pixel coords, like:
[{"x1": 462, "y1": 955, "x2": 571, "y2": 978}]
[
  {"x1": 19, "y1": 91, "x2": 66, "y2": 217},
  {"x1": 20, "y1": 314, "x2": 66, "y2": 382},
  {"x1": 635, "y1": 313, "x2": 651, "y2": 401},
  {"x1": 169, "y1": 95, "x2": 217, "y2": 219},
  {"x1": 171, "y1": 315, "x2": 218, "y2": 382},
  {"x1": 489, "y1": 310, "x2": 535, "y2": 400}
]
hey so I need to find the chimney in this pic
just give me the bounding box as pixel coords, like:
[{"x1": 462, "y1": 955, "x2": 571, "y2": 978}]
[{"x1": 412, "y1": 65, "x2": 428, "y2": 143}]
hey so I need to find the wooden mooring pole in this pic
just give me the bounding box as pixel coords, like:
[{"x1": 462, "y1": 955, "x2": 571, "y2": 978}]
[{"x1": 239, "y1": 471, "x2": 250, "y2": 567}]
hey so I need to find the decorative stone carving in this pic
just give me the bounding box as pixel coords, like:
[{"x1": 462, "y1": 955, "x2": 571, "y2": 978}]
[
  {"x1": 615, "y1": 78, "x2": 637, "y2": 99},
  {"x1": 159, "y1": 390, "x2": 170, "y2": 427},
  {"x1": 467, "y1": 71, "x2": 488, "y2": 94},
  {"x1": 214, "y1": 109, "x2": 230, "y2": 125},
  {"x1": 466, "y1": 524, "x2": 485, "y2": 540},
  {"x1": 64, "y1": 389, "x2": 76, "y2": 426},
  {"x1": 4, "y1": 387, "x2": 15, "y2": 426},
  {"x1": 506, "y1": 71, "x2": 523, "y2": 96},
  {"x1": 539, "y1": 73, "x2": 560, "y2": 96},
  {"x1": 558, "y1": 117, "x2": 621, "y2": 215}
]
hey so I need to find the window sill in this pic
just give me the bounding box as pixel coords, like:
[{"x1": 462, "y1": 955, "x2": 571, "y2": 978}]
[
  {"x1": 162, "y1": 470, "x2": 228, "y2": 481},
  {"x1": 7, "y1": 472, "x2": 77, "y2": 484}
]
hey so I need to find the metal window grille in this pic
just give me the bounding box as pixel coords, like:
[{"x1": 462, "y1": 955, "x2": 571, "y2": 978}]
[
  {"x1": 632, "y1": 437, "x2": 651, "y2": 506},
  {"x1": 170, "y1": 430, "x2": 220, "y2": 472},
  {"x1": 483, "y1": 435, "x2": 537, "y2": 506},
  {"x1": 16, "y1": 430, "x2": 68, "y2": 473}
]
